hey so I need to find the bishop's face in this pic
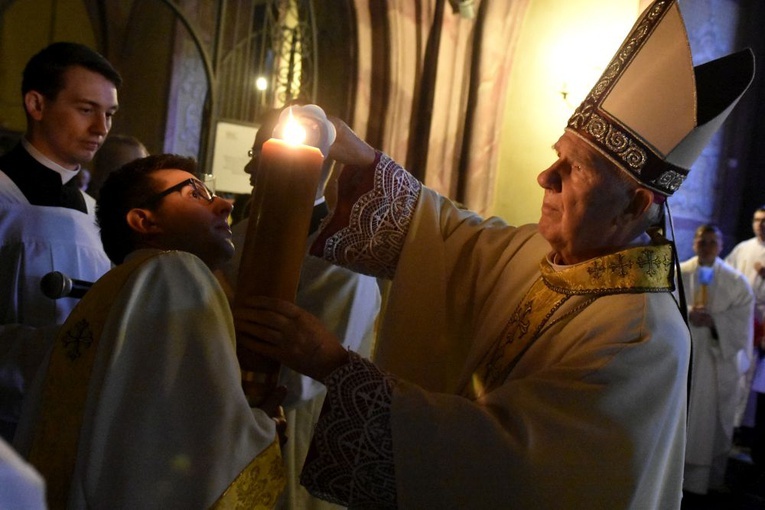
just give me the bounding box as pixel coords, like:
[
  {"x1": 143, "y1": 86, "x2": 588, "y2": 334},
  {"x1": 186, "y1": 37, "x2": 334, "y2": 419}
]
[{"x1": 536, "y1": 132, "x2": 637, "y2": 265}]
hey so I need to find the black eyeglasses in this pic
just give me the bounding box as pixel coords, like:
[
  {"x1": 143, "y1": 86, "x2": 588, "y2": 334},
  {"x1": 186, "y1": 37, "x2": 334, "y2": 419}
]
[{"x1": 140, "y1": 178, "x2": 216, "y2": 207}]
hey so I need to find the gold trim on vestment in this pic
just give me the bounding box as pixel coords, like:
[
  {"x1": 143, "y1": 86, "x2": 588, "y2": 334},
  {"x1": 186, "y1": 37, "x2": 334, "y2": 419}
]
[
  {"x1": 541, "y1": 242, "x2": 674, "y2": 295},
  {"x1": 27, "y1": 250, "x2": 159, "y2": 510},
  {"x1": 467, "y1": 242, "x2": 674, "y2": 399},
  {"x1": 27, "y1": 250, "x2": 286, "y2": 509},
  {"x1": 210, "y1": 438, "x2": 286, "y2": 509}
]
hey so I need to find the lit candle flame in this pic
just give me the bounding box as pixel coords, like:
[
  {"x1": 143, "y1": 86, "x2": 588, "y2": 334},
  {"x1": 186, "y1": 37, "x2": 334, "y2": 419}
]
[{"x1": 280, "y1": 108, "x2": 307, "y2": 145}]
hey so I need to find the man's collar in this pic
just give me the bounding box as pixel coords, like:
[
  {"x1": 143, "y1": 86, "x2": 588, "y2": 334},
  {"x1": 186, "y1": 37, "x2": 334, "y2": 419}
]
[
  {"x1": 21, "y1": 138, "x2": 81, "y2": 184},
  {"x1": 547, "y1": 231, "x2": 653, "y2": 269},
  {"x1": 541, "y1": 240, "x2": 675, "y2": 295}
]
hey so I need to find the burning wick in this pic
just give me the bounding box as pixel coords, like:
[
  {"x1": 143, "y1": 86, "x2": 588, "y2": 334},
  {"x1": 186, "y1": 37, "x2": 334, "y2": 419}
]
[{"x1": 280, "y1": 108, "x2": 307, "y2": 145}]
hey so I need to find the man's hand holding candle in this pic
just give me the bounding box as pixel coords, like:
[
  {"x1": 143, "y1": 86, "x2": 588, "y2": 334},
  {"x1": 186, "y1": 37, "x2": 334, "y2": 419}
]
[{"x1": 234, "y1": 296, "x2": 350, "y2": 382}]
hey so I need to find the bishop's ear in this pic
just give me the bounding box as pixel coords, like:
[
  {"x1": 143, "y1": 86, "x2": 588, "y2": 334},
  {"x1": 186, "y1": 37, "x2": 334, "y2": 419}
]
[
  {"x1": 126, "y1": 208, "x2": 161, "y2": 234},
  {"x1": 625, "y1": 187, "x2": 655, "y2": 219}
]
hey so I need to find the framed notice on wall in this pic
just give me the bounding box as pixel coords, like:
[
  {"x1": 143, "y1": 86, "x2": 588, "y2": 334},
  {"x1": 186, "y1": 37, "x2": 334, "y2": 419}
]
[{"x1": 210, "y1": 120, "x2": 258, "y2": 194}]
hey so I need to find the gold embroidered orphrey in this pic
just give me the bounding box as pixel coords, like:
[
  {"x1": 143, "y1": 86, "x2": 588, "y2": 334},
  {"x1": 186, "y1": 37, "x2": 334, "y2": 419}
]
[
  {"x1": 467, "y1": 242, "x2": 673, "y2": 399},
  {"x1": 566, "y1": 0, "x2": 688, "y2": 196},
  {"x1": 27, "y1": 250, "x2": 158, "y2": 510},
  {"x1": 211, "y1": 438, "x2": 285, "y2": 509},
  {"x1": 26, "y1": 251, "x2": 285, "y2": 510}
]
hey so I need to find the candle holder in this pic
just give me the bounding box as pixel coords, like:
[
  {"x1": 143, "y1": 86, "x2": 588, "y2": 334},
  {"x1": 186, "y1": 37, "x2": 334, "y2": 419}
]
[{"x1": 695, "y1": 266, "x2": 714, "y2": 307}]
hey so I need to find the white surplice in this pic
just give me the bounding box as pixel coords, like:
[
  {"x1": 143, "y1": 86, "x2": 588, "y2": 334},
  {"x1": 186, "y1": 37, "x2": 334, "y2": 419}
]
[
  {"x1": 724, "y1": 237, "x2": 765, "y2": 425},
  {"x1": 0, "y1": 202, "x2": 111, "y2": 439},
  {"x1": 0, "y1": 436, "x2": 46, "y2": 509},
  {"x1": 680, "y1": 257, "x2": 754, "y2": 493},
  {"x1": 14, "y1": 250, "x2": 278, "y2": 509}
]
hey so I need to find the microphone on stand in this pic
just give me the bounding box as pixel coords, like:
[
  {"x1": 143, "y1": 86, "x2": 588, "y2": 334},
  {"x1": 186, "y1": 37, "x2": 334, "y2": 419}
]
[{"x1": 40, "y1": 271, "x2": 93, "y2": 299}]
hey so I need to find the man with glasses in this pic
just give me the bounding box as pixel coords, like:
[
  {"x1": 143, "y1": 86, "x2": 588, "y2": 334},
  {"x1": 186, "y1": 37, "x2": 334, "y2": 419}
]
[
  {"x1": 680, "y1": 224, "x2": 753, "y2": 498},
  {"x1": 14, "y1": 154, "x2": 286, "y2": 509}
]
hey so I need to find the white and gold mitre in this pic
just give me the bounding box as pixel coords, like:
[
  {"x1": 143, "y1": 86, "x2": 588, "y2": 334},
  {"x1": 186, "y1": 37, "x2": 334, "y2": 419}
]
[{"x1": 566, "y1": 0, "x2": 755, "y2": 196}]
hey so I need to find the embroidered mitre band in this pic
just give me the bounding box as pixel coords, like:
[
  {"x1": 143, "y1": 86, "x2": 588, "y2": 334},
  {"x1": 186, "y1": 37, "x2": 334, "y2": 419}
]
[{"x1": 566, "y1": 0, "x2": 754, "y2": 196}]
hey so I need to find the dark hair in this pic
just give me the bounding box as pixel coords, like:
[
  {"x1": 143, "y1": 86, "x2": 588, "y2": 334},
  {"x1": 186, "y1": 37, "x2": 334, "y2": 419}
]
[
  {"x1": 22, "y1": 42, "x2": 122, "y2": 100},
  {"x1": 97, "y1": 154, "x2": 198, "y2": 264},
  {"x1": 694, "y1": 223, "x2": 722, "y2": 238},
  {"x1": 94, "y1": 134, "x2": 147, "y2": 158},
  {"x1": 89, "y1": 134, "x2": 149, "y2": 200},
  {"x1": 253, "y1": 108, "x2": 286, "y2": 150}
]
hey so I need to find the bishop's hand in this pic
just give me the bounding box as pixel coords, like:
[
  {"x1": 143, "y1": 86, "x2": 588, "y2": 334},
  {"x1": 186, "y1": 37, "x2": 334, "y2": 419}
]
[{"x1": 327, "y1": 117, "x2": 376, "y2": 168}]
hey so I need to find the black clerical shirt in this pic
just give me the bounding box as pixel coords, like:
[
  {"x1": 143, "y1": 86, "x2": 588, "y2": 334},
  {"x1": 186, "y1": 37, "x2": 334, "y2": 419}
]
[
  {"x1": 308, "y1": 200, "x2": 329, "y2": 236},
  {"x1": 0, "y1": 144, "x2": 87, "y2": 213}
]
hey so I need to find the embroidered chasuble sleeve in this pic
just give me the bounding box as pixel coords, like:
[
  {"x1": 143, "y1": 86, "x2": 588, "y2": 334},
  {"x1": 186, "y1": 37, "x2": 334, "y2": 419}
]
[
  {"x1": 14, "y1": 251, "x2": 282, "y2": 509},
  {"x1": 300, "y1": 352, "x2": 397, "y2": 507},
  {"x1": 310, "y1": 153, "x2": 422, "y2": 279}
]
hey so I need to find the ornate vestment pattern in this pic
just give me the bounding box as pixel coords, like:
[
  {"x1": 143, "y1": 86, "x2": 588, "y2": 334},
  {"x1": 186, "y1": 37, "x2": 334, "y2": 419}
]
[
  {"x1": 468, "y1": 241, "x2": 675, "y2": 399},
  {"x1": 566, "y1": 0, "x2": 689, "y2": 195},
  {"x1": 301, "y1": 352, "x2": 397, "y2": 508},
  {"x1": 321, "y1": 153, "x2": 421, "y2": 279},
  {"x1": 307, "y1": 152, "x2": 683, "y2": 507}
]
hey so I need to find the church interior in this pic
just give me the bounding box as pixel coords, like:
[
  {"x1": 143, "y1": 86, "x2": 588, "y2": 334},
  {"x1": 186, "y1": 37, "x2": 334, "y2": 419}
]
[
  {"x1": 1, "y1": 0, "x2": 765, "y2": 508},
  {"x1": 2, "y1": 0, "x2": 765, "y2": 261}
]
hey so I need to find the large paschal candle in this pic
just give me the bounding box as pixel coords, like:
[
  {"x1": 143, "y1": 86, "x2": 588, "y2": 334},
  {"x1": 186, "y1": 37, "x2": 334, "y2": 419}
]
[{"x1": 234, "y1": 106, "x2": 332, "y2": 405}]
